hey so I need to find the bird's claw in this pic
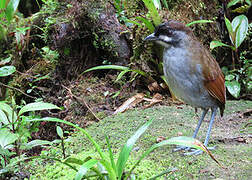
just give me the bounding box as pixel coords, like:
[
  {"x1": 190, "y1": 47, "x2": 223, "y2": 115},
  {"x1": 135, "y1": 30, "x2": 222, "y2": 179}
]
[{"x1": 184, "y1": 149, "x2": 203, "y2": 156}]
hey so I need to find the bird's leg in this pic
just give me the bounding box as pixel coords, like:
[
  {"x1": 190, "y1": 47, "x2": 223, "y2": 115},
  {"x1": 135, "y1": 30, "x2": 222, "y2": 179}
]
[
  {"x1": 185, "y1": 108, "x2": 217, "y2": 155},
  {"x1": 192, "y1": 109, "x2": 208, "y2": 138},
  {"x1": 173, "y1": 109, "x2": 208, "y2": 152}
]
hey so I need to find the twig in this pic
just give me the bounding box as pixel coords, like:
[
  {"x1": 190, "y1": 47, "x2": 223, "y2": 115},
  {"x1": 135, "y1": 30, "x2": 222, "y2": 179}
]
[
  {"x1": 62, "y1": 85, "x2": 100, "y2": 122},
  {"x1": 0, "y1": 82, "x2": 36, "y2": 99}
]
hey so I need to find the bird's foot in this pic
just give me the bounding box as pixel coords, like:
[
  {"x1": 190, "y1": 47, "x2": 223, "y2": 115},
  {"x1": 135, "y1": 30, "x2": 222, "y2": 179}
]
[
  {"x1": 173, "y1": 146, "x2": 216, "y2": 155},
  {"x1": 172, "y1": 146, "x2": 191, "y2": 152}
]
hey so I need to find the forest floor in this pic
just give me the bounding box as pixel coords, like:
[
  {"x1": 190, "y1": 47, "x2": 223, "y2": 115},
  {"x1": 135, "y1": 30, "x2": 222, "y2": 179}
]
[{"x1": 30, "y1": 99, "x2": 252, "y2": 179}]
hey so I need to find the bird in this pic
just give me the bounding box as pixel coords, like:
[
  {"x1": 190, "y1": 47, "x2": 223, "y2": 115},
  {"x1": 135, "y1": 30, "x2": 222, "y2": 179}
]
[{"x1": 144, "y1": 20, "x2": 226, "y2": 155}]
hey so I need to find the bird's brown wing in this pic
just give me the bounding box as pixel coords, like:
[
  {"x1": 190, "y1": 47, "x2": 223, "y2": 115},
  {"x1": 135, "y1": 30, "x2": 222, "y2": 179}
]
[{"x1": 201, "y1": 47, "x2": 226, "y2": 116}]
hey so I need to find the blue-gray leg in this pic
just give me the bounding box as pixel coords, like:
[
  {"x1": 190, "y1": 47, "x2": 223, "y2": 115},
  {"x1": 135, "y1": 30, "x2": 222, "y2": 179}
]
[
  {"x1": 185, "y1": 107, "x2": 217, "y2": 155},
  {"x1": 173, "y1": 109, "x2": 208, "y2": 152},
  {"x1": 192, "y1": 109, "x2": 208, "y2": 138}
]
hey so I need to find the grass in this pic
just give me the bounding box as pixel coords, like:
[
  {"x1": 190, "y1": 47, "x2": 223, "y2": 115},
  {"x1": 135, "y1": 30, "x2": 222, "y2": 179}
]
[{"x1": 29, "y1": 100, "x2": 252, "y2": 179}]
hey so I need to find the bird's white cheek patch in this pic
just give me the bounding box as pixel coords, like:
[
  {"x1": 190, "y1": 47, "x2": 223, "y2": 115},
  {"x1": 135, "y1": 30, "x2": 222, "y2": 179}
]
[{"x1": 159, "y1": 35, "x2": 172, "y2": 42}]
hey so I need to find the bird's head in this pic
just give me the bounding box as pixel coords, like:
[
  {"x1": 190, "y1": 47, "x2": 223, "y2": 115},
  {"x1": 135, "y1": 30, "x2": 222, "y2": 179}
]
[{"x1": 144, "y1": 20, "x2": 193, "y2": 48}]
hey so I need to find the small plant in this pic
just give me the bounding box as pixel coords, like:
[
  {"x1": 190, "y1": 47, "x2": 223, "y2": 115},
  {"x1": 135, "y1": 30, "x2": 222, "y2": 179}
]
[
  {"x1": 0, "y1": 0, "x2": 21, "y2": 40},
  {"x1": 0, "y1": 100, "x2": 60, "y2": 175},
  {"x1": 210, "y1": 15, "x2": 249, "y2": 98},
  {"x1": 23, "y1": 117, "x2": 222, "y2": 179},
  {"x1": 210, "y1": 15, "x2": 249, "y2": 68},
  {"x1": 41, "y1": 46, "x2": 59, "y2": 63},
  {"x1": 56, "y1": 125, "x2": 67, "y2": 159}
]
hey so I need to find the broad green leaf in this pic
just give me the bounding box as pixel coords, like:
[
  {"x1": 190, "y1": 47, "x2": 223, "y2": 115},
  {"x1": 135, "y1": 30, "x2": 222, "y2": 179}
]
[
  {"x1": 0, "y1": 109, "x2": 9, "y2": 125},
  {"x1": 25, "y1": 140, "x2": 52, "y2": 149},
  {"x1": 5, "y1": 0, "x2": 20, "y2": 22},
  {"x1": 18, "y1": 102, "x2": 60, "y2": 116},
  {"x1": 225, "y1": 16, "x2": 235, "y2": 44},
  {"x1": 116, "y1": 120, "x2": 152, "y2": 179},
  {"x1": 142, "y1": 0, "x2": 161, "y2": 26},
  {"x1": 210, "y1": 41, "x2": 234, "y2": 50},
  {"x1": 83, "y1": 65, "x2": 129, "y2": 74},
  {"x1": 136, "y1": 16, "x2": 155, "y2": 32},
  {"x1": 75, "y1": 159, "x2": 98, "y2": 180},
  {"x1": 186, "y1": 20, "x2": 214, "y2": 27},
  {"x1": 225, "y1": 80, "x2": 241, "y2": 98},
  {"x1": 0, "y1": 102, "x2": 17, "y2": 124},
  {"x1": 0, "y1": 129, "x2": 18, "y2": 149},
  {"x1": 56, "y1": 126, "x2": 64, "y2": 138},
  {"x1": 0, "y1": 65, "x2": 16, "y2": 77},
  {"x1": 232, "y1": 15, "x2": 248, "y2": 48},
  {"x1": 227, "y1": 0, "x2": 241, "y2": 8}
]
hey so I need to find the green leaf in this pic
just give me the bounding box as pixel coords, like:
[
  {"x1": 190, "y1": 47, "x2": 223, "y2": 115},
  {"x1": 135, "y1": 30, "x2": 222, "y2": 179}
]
[
  {"x1": 27, "y1": 117, "x2": 106, "y2": 164},
  {"x1": 64, "y1": 157, "x2": 84, "y2": 165},
  {"x1": 186, "y1": 20, "x2": 214, "y2": 27},
  {"x1": 105, "y1": 135, "x2": 117, "y2": 172},
  {"x1": 152, "y1": 0, "x2": 161, "y2": 10},
  {"x1": 99, "y1": 159, "x2": 117, "y2": 180},
  {"x1": 136, "y1": 16, "x2": 155, "y2": 32},
  {"x1": 225, "y1": 74, "x2": 235, "y2": 81},
  {"x1": 225, "y1": 80, "x2": 241, "y2": 98},
  {"x1": 83, "y1": 65, "x2": 129, "y2": 74},
  {"x1": 116, "y1": 120, "x2": 152, "y2": 179},
  {"x1": 161, "y1": 0, "x2": 168, "y2": 9},
  {"x1": 0, "y1": 25, "x2": 7, "y2": 40},
  {"x1": 0, "y1": 129, "x2": 18, "y2": 149},
  {"x1": 56, "y1": 126, "x2": 64, "y2": 138},
  {"x1": 0, "y1": 56, "x2": 12, "y2": 65},
  {"x1": 5, "y1": 0, "x2": 20, "y2": 22},
  {"x1": 0, "y1": 0, "x2": 6, "y2": 9},
  {"x1": 232, "y1": 15, "x2": 248, "y2": 48},
  {"x1": 115, "y1": 70, "x2": 130, "y2": 82},
  {"x1": 142, "y1": 0, "x2": 161, "y2": 26},
  {"x1": 18, "y1": 102, "x2": 60, "y2": 116},
  {"x1": 0, "y1": 109, "x2": 9, "y2": 125},
  {"x1": 25, "y1": 140, "x2": 53, "y2": 149},
  {"x1": 126, "y1": 136, "x2": 221, "y2": 179},
  {"x1": 225, "y1": 16, "x2": 235, "y2": 44},
  {"x1": 245, "y1": 0, "x2": 251, "y2": 6},
  {"x1": 210, "y1": 41, "x2": 234, "y2": 50},
  {"x1": 0, "y1": 66, "x2": 16, "y2": 77},
  {"x1": 75, "y1": 159, "x2": 98, "y2": 180},
  {"x1": 227, "y1": 0, "x2": 241, "y2": 8},
  {"x1": 0, "y1": 102, "x2": 17, "y2": 124},
  {"x1": 149, "y1": 168, "x2": 177, "y2": 180}
]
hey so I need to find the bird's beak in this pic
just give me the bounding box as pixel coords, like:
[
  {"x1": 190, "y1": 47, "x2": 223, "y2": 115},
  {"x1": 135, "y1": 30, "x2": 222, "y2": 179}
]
[{"x1": 144, "y1": 33, "x2": 157, "y2": 41}]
